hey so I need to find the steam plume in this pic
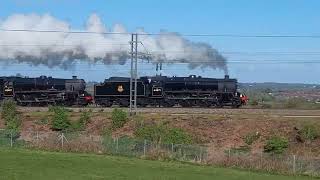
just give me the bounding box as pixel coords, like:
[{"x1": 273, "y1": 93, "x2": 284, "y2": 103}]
[{"x1": 0, "y1": 14, "x2": 228, "y2": 73}]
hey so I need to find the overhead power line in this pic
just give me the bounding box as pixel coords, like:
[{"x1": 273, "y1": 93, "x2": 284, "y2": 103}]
[
  {"x1": 0, "y1": 29, "x2": 128, "y2": 35},
  {"x1": 149, "y1": 61, "x2": 320, "y2": 64},
  {"x1": 1, "y1": 28, "x2": 320, "y2": 38},
  {"x1": 0, "y1": 44, "x2": 130, "y2": 47}
]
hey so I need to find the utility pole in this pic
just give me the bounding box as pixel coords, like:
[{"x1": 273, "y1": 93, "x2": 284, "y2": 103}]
[{"x1": 129, "y1": 33, "x2": 138, "y2": 115}]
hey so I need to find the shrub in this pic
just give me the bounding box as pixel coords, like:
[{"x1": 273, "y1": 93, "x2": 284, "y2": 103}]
[
  {"x1": 5, "y1": 116, "x2": 20, "y2": 129},
  {"x1": 300, "y1": 124, "x2": 319, "y2": 141},
  {"x1": 50, "y1": 106, "x2": 70, "y2": 131},
  {"x1": 133, "y1": 115, "x2": 145, "y2": 129},
  {"x1": 73, "y1": 111, "x2": 92, "y2": 131},
  {"x1": 1, "y1": 100, "x2": 21, "y2": 137},
  {"x1": 134, "y1": 123, "x2": 166, "y2": 143},
  {"x1": 249, "y1": 99, "x2": 259, "y2": 106},
  {"x1": 135, "y1": 124, "x2": 193, "y2": 144},
  {"x1": 48, "y1": 105, "x2": 59, "y2": 113},
  {"x1": 111, "y1": 108, "x2": 128, "y2": 129},
  {"x1": 243, "y1": 132, "x2": 260, "y2": 145},
  {"x1": 1, "y1": 100, "x2": 18, "y2": 124},
  {"x1": 4, "y1": 116, "x2": 21, "y2": 138},
  {"x1": 79, "y1": 111, "x2": 91, "y2": 126},
  {"x1": 264, "y1": 136, "x2": 288, "y2": 154},
  {"x1": 102, "y1": 127, "x2": 113, "y2": 136},
  {"x1": 163, "y1": 128, "x2": 192, "y2": 144},
  {"x1": 285, "y1": 98, "x2": 302, "y2": 109}
]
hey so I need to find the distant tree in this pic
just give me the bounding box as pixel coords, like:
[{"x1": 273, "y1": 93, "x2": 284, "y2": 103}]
[{"x1": 15, "y1": 73, "x2": 23, "y2": 77}]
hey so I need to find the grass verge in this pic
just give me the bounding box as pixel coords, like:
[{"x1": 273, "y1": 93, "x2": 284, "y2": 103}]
[{"x1": 0, "y1": 148, "x2": 313, "y2": 180}]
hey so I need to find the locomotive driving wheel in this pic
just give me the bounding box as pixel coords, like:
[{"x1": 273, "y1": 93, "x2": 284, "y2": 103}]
[
  {"x1": 101, "y1": 100, "x2": 113, "y2": 107},
  {"x1": 199, "y1": 100, "x2": 211, "y2": 108},
  {"x1": 179, "y1": 100, "x2": 191, "y2": 107},
  {"x1": 137, "y1": 99, "x2": 147, "y2": 107},
  {"x1": 161, "y1": 99, "x2": 175, "y2": 107},
  {"x1": 119, "y1": 99, "x2": 129, "y2": 107},
  {"x1": 231, "y1": 98, "x2": 241, "y2": 108}
]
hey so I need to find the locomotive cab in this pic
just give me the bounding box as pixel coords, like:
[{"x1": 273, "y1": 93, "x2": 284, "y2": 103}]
[{"x1": 65, "y1": 76, "x2": 86, "y2": 92}]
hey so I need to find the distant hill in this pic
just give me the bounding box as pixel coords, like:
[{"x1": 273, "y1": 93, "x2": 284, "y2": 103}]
[{"x1": 239, "y1": 82, "x2": 320, "y2": 91}]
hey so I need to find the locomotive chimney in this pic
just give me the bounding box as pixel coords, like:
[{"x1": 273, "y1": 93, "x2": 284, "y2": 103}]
[
  {"x1": 225, "y1": 75, "x2": 229, "y2": 79},
  {"x1": 72, "y1": 76, "x2": 77, "y2": 79}
]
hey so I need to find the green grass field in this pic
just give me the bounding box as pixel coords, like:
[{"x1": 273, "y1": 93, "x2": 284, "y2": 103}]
[{"x1": 0, "y1": 148, "x2": 314, "y2": 180}]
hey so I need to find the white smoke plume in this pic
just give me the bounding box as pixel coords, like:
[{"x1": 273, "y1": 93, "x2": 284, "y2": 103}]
[{"x1": 0, "y1": 14, "x2": 228, "y2": 73}]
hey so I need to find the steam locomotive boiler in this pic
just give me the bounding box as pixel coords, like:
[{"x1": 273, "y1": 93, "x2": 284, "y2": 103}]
[
  {"x1": 94, "y1": 75, "x2": 247, "y2": 108},
  {"x1": 0, "y1": 76, "x2": 93, "y2": 106}
]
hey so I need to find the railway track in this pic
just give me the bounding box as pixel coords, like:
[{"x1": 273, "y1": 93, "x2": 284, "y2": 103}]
[{"x1": 17, "y1": 106, "x2": 320, "y2": 116}]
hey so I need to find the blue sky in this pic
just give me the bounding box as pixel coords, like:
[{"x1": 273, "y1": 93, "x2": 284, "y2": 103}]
[{"x1": 0, "y1": 0, "x2": 319, "y2": 83}]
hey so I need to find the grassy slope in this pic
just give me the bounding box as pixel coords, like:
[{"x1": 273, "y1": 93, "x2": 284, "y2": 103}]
[{"x1": 0, "y1": 148, "x2": 313, "y2": 180}]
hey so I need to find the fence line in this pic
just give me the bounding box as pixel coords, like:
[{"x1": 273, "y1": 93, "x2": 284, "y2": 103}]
[{"x1": 0, "y1": 129, "x2": 319, "y2": 177}]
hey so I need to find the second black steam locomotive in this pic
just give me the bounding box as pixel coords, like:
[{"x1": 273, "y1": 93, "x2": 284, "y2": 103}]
[
  {"x1": 0, "y1": 76, "x2": 93, "y2": 106},
  {"x1": 94, "y1": 75, "x2": 247, "y2": 108}
]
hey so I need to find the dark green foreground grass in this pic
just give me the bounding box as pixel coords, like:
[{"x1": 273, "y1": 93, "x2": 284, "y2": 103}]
[{"x1": 0, "y1": 148, "x2": 314, "y2": 180}]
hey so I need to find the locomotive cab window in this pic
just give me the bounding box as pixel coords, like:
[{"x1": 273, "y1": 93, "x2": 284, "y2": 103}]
[
  {"x1": 3, "y1": 86, "x2": 14, "y2": 97},
  {"x1": 152, "y1": 87, "x2": 163, "y2": 96}
]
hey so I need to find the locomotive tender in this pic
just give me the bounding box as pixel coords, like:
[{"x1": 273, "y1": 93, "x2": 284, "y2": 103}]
[
  {"x1": 94, "y1": 75, "x2": 247, "y2": 108},
  {"x1": 0, "y1": 76, "x2": 93, "y2": 106}
]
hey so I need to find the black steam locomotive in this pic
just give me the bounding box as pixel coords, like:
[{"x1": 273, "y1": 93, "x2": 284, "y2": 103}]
[
  {"x1": 0, "y1": 76, "x2": 93, "y2": 106},
  {"x1": 94, "y1": 75, "x2": 247, "y2": 108},
  {"x1": 0, "y1": 74, "x2": 247, "y2": 108}
]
